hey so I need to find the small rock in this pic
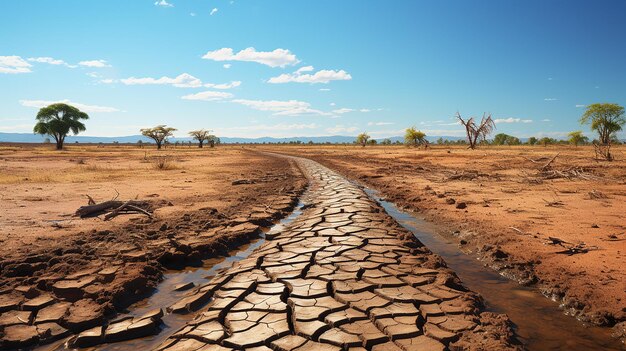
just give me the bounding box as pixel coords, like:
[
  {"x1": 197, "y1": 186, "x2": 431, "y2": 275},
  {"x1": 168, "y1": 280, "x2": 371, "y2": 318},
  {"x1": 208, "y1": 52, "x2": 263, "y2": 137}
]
[
  {"x1": 591, "y1": 224, "x2": 599, "y2": 228},
  {"x1": 455, "y1": 202, "x2": 467, "y2": 209},
  {"x1": 445, "y1": 198, "x2": 456, "y2": 205}
]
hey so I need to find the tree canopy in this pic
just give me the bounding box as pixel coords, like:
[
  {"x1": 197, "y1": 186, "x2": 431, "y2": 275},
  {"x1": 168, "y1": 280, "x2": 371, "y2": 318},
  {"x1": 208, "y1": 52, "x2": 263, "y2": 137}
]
[
  {"x1": 404, "y1": 127, "x2": 427, "y2": 147},
  {"x1": 355, "y1": 132, "x2": 370, "y2": 147},
  {"x1": 567, "y1": 131, "x2": 588, "y2": 147},
  {"x1": 580, "y1": 103, "x2": 625, "y2": 144},
  {"x1": 493, "y1": 133, "x2": 521, "y2": 145},
  {"x1": 141, "y1": 125, "x2": 177, "y2": 149},
  {"x1": 188, "y1": 129, "x2": 212, "y2": 148},
  {"x1": 33, "y1": 103, "x2": 89, "y2": 150}
]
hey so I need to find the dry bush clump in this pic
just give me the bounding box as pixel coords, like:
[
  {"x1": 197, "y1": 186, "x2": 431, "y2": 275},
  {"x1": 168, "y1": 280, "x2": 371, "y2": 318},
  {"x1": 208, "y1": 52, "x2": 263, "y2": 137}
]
[{"x1": 153, "y1": 156, "x2": 179, "y2": 170}]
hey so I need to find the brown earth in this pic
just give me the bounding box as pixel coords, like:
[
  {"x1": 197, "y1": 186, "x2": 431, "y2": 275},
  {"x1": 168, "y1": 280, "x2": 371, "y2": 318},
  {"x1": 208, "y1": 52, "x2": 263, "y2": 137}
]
[
  {"x1": 257, "y1": 144, "x2": 626, "y2": 329},
  {"x1": 0, "y1": 144, "x2": 307, "y2": 349}
]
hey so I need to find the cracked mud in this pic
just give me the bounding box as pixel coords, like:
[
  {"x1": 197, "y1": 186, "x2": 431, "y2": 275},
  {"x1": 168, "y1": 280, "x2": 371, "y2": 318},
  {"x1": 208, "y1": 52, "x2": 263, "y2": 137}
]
[{"x1": 154, "y1": 157, "x2": 520, "y2": 351}]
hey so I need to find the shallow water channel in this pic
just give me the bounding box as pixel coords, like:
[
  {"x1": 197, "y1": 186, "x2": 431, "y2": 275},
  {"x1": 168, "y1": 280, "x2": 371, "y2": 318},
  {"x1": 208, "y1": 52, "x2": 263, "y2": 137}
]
[{"x1": 364, "y1": 187, "x2": 623, "y2": 351}]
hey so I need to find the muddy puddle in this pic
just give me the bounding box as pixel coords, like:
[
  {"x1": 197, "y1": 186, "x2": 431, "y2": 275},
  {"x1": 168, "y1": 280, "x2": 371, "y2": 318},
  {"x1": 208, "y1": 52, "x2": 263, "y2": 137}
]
[
  {"x1": 364, "y1": 187, "x2": 623, "y2": 351},
  {"x1": 38, "y1": 202, "x2": 304, "y2": 351}
]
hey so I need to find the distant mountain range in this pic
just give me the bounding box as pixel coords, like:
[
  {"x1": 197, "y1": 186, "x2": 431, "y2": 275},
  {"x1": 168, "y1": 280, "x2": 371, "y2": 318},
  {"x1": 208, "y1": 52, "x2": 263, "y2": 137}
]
[{"x1": 0, "y1": 132, "x2": 464, "y2": 144}]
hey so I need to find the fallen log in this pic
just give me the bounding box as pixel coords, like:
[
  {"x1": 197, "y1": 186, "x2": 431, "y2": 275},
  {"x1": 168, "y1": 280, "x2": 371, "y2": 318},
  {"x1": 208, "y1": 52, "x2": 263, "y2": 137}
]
[{"x1": 75, "y1": 200, "x2": 150, "y2": 218}]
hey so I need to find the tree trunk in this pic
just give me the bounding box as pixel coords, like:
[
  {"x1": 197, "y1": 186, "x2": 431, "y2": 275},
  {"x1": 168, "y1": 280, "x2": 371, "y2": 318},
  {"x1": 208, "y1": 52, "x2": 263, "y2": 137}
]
[
  {"x1": 198, "y1": 140, "x2": 203, "y2": 148},
  {"x1": 156, "y1": 141, "x2": 162, "y2": 149},
  {"x1": 55, "y1": 134, "x2": 64, "y2": 150}
]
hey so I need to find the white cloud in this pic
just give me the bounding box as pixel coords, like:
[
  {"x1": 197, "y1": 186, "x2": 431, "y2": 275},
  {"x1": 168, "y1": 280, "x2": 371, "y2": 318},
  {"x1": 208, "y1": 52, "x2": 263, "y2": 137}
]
[
  {"x1": 232, "y1": 99, "x2": 329, "y2": 117},
  {"x1": 544, "y1": 98, "x2": 557, "y2": 101},
  {"x1": 79, "y1": 60, "x2": 110, "y2": 68},
  {"x1": 121, "y1": 73, "x2": 202, "y2": 87},
  {"x1": 0, "y1": 56, "x2": 32, "y2": 74},
  {"x1": 19, "y1": 99, "x2": 119, "y2": 113},
  {"x1": 367, "y1": 122, "x2": 394, "y2": 126},
  {"x1": 296, "y1": 66, "x2": 314, "y2": 73},
  {"x1": 494, "y1": 118, "x2": 533, "y2": 124},
  {"x1": 329, "y1": 102, "x2": 336, "y2": 106},
  {"x1": 154, "y1": 0, "x2": 173, "y2": 7},
  {"x1": 181, "y1": 91, "x2": 233, "y2": 101},
  {"x1": 332, "y1": 108, "x2": 355, "y2": 114},
  {"x1": 120, "y1": 73, "x2": 240, "y2": 89},
  {"x1": 331, "y1": 108, "x2": 370, "y2": 114},
  {"x1": 202, "y1": 47, "x2": 299, "y2": 68},
  {"x1": 232, "y1": 99, "x2": 310, "y2": 112},
  {"x1": 27, "y1": 57, "x2": 75, "y2": 68},
  {"x1": 319, "y1": 88, "x2": 331, "y2": 91},
  {"x1": 205, "y1": 81, "x2": 241, "y2": 89},
  {"x1": 223, "y1": 64, "x2": 232, "y2": 69},
  {"x1": 268, "y1": 66, "x2": 352, "y2": 84},
  {"x1": 190, "y1": 12, "x2": 196, "y2": 16},
  {"x1": 326, "y1": 125, "x2": 358, "y2": 134},
  {"x1": 575, "y1": 104, "x2": 586, "y2": 108},
  {"x1": 100, "y1": 79, "x2": 116, "y2": 84},
  {"x1": 542, "y1": 119, "x2": 551, "y2": 122},
  {"x1": 210, "y1": 8, "x2": 218, "y2": 15}
]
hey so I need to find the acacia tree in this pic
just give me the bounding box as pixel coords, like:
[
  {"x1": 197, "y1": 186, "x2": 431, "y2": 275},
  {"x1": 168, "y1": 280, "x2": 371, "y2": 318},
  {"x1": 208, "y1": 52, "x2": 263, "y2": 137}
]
[
  {"x1": 567, "y1": 131, "x2": 587, "y2": 147},
  {"x1": 140, "y1": 125, "x2": 177, "y2": 149},
  {"x1": 33, "y1": 103, "x2": 89, "y2": 150},
  {"x1": 580, "y1": 103, "x2": 624, "y2": 160},
  {"x1": 404, "y1": 127, "x2": 427, "y2": 147},
  {"x1": 456, "y1": 112, "x2": 495, "y2": 149},
  {"x1": 580, "y1": 103, "x2": 625, "y2": 144},
  {"x1": 206, "y1": 135, "x2": 219, "y2": 147},
  {"x1": 188, "y1": 129, "x2": 211, "y2": 148},
  {"x1": 355, "y1": 132, "x2": 370, "y2": 147}
]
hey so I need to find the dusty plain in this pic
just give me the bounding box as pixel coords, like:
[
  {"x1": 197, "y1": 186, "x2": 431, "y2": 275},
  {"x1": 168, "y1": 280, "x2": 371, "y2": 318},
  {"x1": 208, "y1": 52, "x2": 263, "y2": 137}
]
[
  {"x1": 0, "y1": 144, "x2": 306, "y2": 348},
  {"x1": 258, "y1": 144, "x2": 626, "y2": 330}
]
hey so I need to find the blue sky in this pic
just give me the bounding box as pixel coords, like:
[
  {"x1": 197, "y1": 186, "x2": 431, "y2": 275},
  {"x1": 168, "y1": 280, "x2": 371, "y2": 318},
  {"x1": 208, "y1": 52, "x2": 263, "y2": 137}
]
[{"x1": 1, "y1": 0, "x2": 625, "y2": 139}]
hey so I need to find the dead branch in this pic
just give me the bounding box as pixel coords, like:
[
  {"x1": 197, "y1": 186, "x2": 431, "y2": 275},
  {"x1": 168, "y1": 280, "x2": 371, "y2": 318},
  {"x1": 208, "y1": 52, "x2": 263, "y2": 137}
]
[
  {"x1": 103, "y1": 200, "x2": 133, "y2": 221},
  {"x1": 540, "y1": 153, "x2": 560, "y2": 171},
  {"x1": 75, "y1": 199, "x2": 152, "y2": 218},
  {"x1": 508, "y1": 227, "x2": 527, "y2": 235},
  {"x1": 543, "y1": 198, "x2": 565, "y2": 207}
]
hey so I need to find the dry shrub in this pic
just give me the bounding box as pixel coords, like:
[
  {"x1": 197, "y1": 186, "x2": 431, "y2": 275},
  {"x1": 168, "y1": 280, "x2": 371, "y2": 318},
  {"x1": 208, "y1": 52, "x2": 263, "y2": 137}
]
[{"x1": 153, "y1": 156, "x2": 178, "y2": 170}]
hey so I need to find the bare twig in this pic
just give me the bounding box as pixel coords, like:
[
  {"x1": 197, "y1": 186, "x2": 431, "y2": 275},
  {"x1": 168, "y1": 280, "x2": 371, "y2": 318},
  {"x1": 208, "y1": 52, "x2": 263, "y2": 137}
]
[
  {"x1": 540, "y1": 153, "x2": 560, "y2": 171},
  {"x1": 508, "y1": 227, "x2": 527, "y2": 235},
  {"x1": 104, "y1": 200, "x2": 133, "y2": 221}
]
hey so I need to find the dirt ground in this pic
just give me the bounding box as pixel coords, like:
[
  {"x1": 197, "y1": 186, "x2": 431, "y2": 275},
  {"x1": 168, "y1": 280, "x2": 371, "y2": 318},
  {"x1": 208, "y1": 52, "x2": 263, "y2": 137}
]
[
  {"x1": 0, "y1": 144, "x2": 306, "y2": 348},
  {"x1": 257, "y1": 144, "x2": 626, "y2": 329}
]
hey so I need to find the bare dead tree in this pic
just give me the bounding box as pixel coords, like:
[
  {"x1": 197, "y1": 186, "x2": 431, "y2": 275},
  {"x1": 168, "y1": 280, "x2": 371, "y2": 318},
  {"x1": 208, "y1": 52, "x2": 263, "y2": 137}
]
[{"x1": 456, "y1": 112, "x2": 496, "y2": 149}]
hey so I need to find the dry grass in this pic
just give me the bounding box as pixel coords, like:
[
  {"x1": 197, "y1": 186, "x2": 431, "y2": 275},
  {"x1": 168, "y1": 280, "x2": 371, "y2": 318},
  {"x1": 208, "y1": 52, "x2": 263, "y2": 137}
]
[{"x1": 152, "y1": 156, "x2": 179, "y2": 170}]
